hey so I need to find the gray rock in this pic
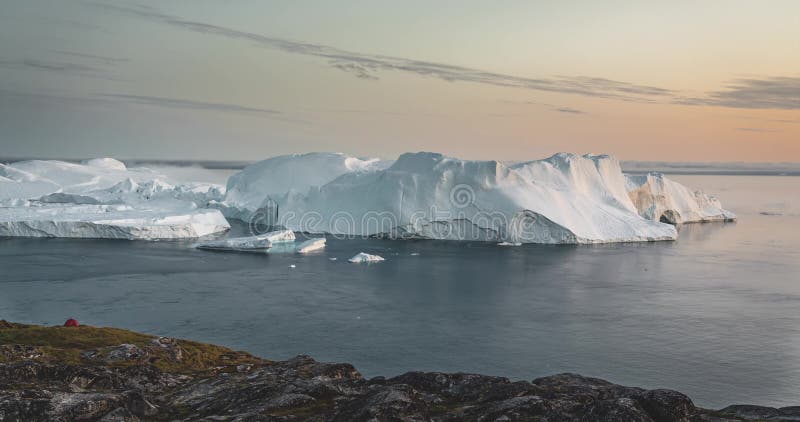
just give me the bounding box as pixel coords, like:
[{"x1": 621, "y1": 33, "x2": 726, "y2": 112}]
[{"x1": 0, "y1": 343, "x2": 795, "y2": 421}]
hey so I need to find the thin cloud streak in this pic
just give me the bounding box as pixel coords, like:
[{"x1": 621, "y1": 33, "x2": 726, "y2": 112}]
[
  {"x1": 678, "y1": 77, "x2": 800, "y2": 110},
  {"x1": 501, "y1": 100, "x2": 587, "y2": 115},
  {"x1": 100, "y1": 94, "x2": 283, "y2": 115},
  {"x1": 555, "y1": 107, "x2": 586, "y2": 114},
  {"x1": 735, "y1": 127, "x2": 781, "y2": 133},
  {"x1": 94, "y1": 3, "x2": 674, "y2": 103},
  {"x1": 0, "y1": 58, "x2": 124, "y2": 81},
  {"x1": 51, "y1": 50, "x2": 130, "y2": 65},
  {"x1": 0, "y1": 88, "x2": 306, "y2": 123},
  {"x1": 0, "y1": 59, "x2": 103, "y2": 74}
]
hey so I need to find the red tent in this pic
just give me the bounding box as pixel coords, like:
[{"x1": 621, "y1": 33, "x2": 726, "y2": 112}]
[{"x1": 63, "y1": 318, "x2": 79, "y2": 327}]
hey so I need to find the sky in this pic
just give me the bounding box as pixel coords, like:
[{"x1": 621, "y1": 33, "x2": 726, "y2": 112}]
[{"x1": 0, "y1": 1, "x2": 798, "y2": 162}]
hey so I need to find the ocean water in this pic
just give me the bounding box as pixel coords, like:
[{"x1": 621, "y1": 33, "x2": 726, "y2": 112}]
[{"x1": 1, "y1": 175, "x2": 799, "y2": 409}]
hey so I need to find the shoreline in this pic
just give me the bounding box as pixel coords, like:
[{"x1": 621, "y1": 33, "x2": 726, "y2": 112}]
[{"x1": 1, "y1": 321, "x2": 797, "y2": 421}]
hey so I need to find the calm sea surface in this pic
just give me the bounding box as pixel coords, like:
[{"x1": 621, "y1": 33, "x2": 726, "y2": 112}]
[{"x1": 1, "y1": 174, "x2": 799, "y2": 408}]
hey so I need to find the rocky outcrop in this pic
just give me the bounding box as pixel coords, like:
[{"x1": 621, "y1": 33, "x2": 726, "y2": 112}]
[{"x1": 0, "y1": 321, "x2": 795, "y2": 421}]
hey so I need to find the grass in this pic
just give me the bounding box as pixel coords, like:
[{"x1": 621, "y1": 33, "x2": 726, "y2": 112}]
[{"x1": 0, "y1": 320, "x2": 264, "y2": 374}]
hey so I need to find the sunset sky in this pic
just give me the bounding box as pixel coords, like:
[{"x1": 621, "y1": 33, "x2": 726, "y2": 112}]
[{"x1": 1, "y1": 1, "x2": 798, "y2": 162}]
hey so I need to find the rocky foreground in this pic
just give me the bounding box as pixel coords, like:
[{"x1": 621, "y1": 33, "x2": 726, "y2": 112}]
[{"x1": 0, "y1": 321, "x2": 797, "y2": 421}]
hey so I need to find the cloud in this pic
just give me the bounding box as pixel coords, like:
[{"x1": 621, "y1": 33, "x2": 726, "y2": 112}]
[
  {"x1": 0, "y1": 57, "x2": 123, "y2": 81},
  {"x1": 94, "y1": 3, "x2": 674, "y2": 103},
  {"x1": 99, "y1": 94, "x2": 283, "y2": 115},
  {"x1": 677, "y1": 77, "x2": 800, "y2": 110},
  {"x1": 0, "y1": 59, "x2": 103, "y2": 74},
  {"x1": 0, "y1": 88, "x2": 109, "y2": 107},
  {"x1": 501, "y1": 100, "x2": 587, "y2": 115},
  {"x1": 51, "y1": 50, "x2": 129, "y2": 65},
  {"x1": 735, "y1": 127, "x2": 781, "y2": 133},
  {"x1": 554, "y1": 107, "x2": 586, "y2": 114},
  {"x1": 0, "y1": 88, "x2": 305, "y2": 122}
]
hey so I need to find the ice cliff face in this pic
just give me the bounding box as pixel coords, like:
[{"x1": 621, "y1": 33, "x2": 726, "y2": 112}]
[
  {"x1": 0, "y1": 158, "x2": 229, "y2": 240},
  {"x1": 222, "y1": 152, "x2": 682, "y2": 244},
  {"x1": 625, "y1": 172, "x2": 736, "y2": 224},
  {"x1": 0, "y1": 206, "x2": 228, "y2": 240}
]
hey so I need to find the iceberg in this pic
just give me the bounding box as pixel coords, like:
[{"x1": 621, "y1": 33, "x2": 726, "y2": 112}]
[
  {"x1": 348, "y1": 252, "x2": 385, "y2": 263},
  {"x1": 625, "y1": 172, "x2": 736, "y2": 224},
  {"x1": 0, "y1": 158, "x2": 224, "y2": 207},
  {"x1": 194, "y1": 230, "x2": 295, "y2": 251},
  {"x1": 0, "y1": 153, "x2": 734, "y2": 244},
  {"x1": 0, "y1": 158, "x2": 228, "y2": 240},
  {"x1": 0, "y1": 205, "x2": 228, "y2": 240},
  {"x1": 237, "y1": 152, "x2": 678, "y2": 244},
  {"x1": 296, "y1": 237, "x2": 326, "y2": 253}
]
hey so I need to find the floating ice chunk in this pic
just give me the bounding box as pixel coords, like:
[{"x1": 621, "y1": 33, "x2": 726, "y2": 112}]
[
  {"x1": 410, "y1": 252, "x2": 420, "y2": 256},
  {"x1": 194, "y1": 235, "x2": 272, "y2": 251},
  {"x1": 296, "y1": 237, "x2": 326, "y2": 253},
  {"x1": 194, "y1": 230, "x2": 295, "y2": 251},
  {"x1": 263, "y1": 229, "x2": 296, "y2": 243},
  {"x1": 497, "y1": 242, "x2": 522, "y2": 246},
  {"x1": 289, "y1": 264, "x2": 296, "y2": 268},
  {"x1": 348, "y1": 252, "x2": 385, "y2": 263},
  {"x1": 329, "y1": 257, "x2": 338, "y2": 261}
]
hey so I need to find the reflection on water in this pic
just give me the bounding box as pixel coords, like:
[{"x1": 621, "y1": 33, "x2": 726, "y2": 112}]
[{"x1": 1, "y1": 175, "x2": 799, "y2": 408}]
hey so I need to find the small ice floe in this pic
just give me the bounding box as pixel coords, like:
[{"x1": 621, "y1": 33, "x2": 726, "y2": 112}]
[
  {"x1": 296, "y1": 237, "x2": 326, "y2": 253},
  {"x1": 194, "y1": 230, "x2": 295, "y2": 251},
  {"x1": 289, "y1": 264, "x2": 296, "y2": 268},
  {"x1": 329, "y1": 257, "x2": 338, "y2": 261},
  {"x1": 348, "y1": 252, "x2": 385, "y2": 263},
  {"x1": 497, "y1": 242, "x2": 522, "y2": 246},
  {"x1": 410, "y1": 252, "x2": 420, "y2": 256}
]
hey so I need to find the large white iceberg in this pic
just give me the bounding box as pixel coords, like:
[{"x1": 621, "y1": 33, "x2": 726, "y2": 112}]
[
  {"x1": 226, "y1": 152, "x2": 679, "y2": 244},
  {"x1": 0, "y1": 158, "x2": 229, "y2": 240},
  {"x1": 625, "y1": 172, "x2": 736, "y2": 224}
]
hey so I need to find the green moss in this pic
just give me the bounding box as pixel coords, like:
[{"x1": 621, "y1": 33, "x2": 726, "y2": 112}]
[
  {"x1": 0, "y1": 324, "x2": 153, "y2": 349},
  {"x1": 0, "y1": 320, "x2": 263, "y2": 374}
]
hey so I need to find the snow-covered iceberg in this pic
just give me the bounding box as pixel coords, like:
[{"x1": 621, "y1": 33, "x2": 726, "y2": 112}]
[
  {"x1": 0, "y1": 158, "x2": 229, "y2": 240},
  {"x1": 194, "y1": 230, "x2": 295, "y2": 251},
  {"x1": 0, "y1": 152, "x2": 734, "y2": 244},
  {"x1": 234, "y1": 152, "x2": 678, "y2": 244},
  {"x1": 625, "y1": 172, "x2": 736, "y2": 224}
]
